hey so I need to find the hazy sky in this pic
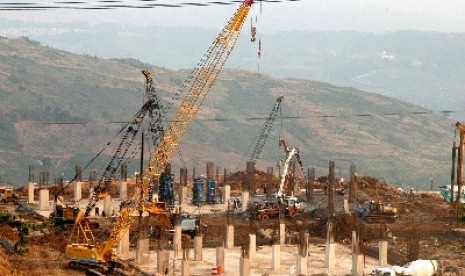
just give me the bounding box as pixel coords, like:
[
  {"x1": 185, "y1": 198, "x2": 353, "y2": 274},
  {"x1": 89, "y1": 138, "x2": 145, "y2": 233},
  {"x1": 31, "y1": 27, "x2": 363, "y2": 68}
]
[{"x1": 1, "y1": 0, "x2": 465, "y2": 33}]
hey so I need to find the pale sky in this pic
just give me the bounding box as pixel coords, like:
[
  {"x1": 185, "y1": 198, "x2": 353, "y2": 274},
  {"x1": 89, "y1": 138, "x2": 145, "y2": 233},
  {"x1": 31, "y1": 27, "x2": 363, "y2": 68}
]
[{"x1": 1, "y1": 0, "x2": 465, "y2": 33}]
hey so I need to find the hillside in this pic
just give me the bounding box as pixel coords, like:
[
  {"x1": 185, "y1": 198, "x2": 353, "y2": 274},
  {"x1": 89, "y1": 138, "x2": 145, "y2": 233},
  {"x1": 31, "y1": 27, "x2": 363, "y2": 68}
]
[
  {"x1": 4, "y1": 20, "x2": 464, "y2": 120},
  {"x1": 0, "y1": 36, "x2": 455, "y2": 188}
]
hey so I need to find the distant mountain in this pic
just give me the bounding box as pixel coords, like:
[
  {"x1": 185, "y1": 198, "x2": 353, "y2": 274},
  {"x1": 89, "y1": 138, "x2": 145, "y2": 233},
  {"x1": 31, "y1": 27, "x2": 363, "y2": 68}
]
[
  {"x1": 2, "y1": 20, "x2": 464, "y2": 121},
  {"x1": 0, "y1": 36, "x2": 455, "y2": 189}
]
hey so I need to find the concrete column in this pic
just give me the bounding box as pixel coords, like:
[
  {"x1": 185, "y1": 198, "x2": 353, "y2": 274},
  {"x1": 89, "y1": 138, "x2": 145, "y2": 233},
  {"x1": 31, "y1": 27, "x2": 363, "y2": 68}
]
[
  {"x1": 74, "y1": 181, "x2": 82, "y2": 202},
  {"x1": 242, "y1": 190, "x2": 249, "y2": 212},
  {"x1": 174, "y1": 224, "x2": 182, "y2": 257},
  {"x1": 56, "y1": 196, "x2": 64, "y2": 207},
  {"x1": 240, "y1": 255, "x2": 250, "y2": 276},
  {"x1": 104, "y1": 194, "x2": 112, "y2": 217},
  {"x1": 298, "y1": 232, "x2": 309, "y2": 276},
  {"x1": 157, "y1": 249, "x2": 167, "y2": 274},
  {"x1": 298, "y1": 255, "x2": 307, "y2": 276},
  {"x1": 325, "y1": 242, "x2": 336, "y2": 269},
  {"x1": 118, "y1": 231, "x2": 130, "y2": 260},
  {"x1": 120, "y1": 181, "x2": 127, "y2": 200},
  {"x1": 216, "y1": 244, "x2": 224, "y2": 274},
  {"x1": 344, "y1": 198, "x2": 350, "y2": 214},
  {"x1": 272, "y1": 242, "x2": 281, "y2": 271},
  {"x1": 181, "y1": 249, "x2": 191, "y2": 276},
  {"x1": 28, "y1": 182, "x2": 35, "y2": 204},
  {"x1": 135, "y1": 186, "x2": 141, "y2": 203},
  {"x1": 266, "y1": 167, "x2": 273, "y2": 200},
  {"x1": 180, "y1": 168, "x2": 188, "y2": 206},
  {"x1": 379, "y1": 240, "x2": 388, "y2": 266},
  {"x1": 352, "y1": 254, "x2": 364, "y2": 276},
  {"x1": 136, "y1": 238, "x2": 150, "y2": 265},
  {"x1": 249, "y1": 233, "x2": 256, "y2": 260},
  {"x1": 194, "y1": 235, "x2": 203, "y2": 261},
  {"x1": 307, "y1": 167, "x2": 315, "y2": 203},
  {"x1": 279, "y1": 223, "x2": 286, "y2": 245},
  {"x1": 224, "y1": 184, "x2": 230, "y2": 205},
  {"x1": 39, "y1": 189, "x2": 49, "y2": 211},
  {"x1": 226, "y1": 224, "x2": 234, "y2": 249}
]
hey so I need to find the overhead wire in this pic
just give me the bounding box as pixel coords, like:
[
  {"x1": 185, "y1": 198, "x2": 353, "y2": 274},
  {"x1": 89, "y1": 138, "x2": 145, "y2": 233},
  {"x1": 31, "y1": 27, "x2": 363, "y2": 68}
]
[{"x1": 0, "y1": 0, "x2": 300, "y2": 10}]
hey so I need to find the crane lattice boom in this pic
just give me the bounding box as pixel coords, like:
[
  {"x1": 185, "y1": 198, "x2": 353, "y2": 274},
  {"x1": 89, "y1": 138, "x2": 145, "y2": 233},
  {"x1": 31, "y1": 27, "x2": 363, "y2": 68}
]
[{"x1": 147, "y1": 0, "x2": 254, "y2": 180}]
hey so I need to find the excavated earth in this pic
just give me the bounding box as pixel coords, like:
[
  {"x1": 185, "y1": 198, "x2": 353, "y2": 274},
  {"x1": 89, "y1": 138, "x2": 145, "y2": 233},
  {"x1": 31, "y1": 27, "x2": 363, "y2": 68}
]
[{"x1": 1, "y1": 173, "x2": 465, "y2": 275}]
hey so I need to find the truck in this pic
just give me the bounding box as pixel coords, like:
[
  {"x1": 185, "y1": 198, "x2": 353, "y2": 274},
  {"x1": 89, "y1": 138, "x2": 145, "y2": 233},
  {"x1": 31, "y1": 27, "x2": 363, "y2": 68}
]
[
  {"x1": 371, "y1": 260, "x2": 440, "y2": 276},
  {"x1": 0, "y1": 186, "x2": 18, "y2": 203}
]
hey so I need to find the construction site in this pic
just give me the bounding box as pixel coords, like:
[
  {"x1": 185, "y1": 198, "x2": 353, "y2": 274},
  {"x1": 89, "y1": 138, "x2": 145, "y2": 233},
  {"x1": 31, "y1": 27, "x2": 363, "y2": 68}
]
[{"x1": 1, "y1": 1, "x2": 465, "y2": 276}]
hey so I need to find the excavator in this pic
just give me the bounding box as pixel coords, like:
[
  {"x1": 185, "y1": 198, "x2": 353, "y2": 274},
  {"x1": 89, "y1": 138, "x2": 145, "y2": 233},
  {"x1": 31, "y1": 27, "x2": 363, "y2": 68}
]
[
  {"x1": 65, "y1": 0, "x2": 255, "y2": 273},
  {"x1": 354, "y1": 173, "x2": 398, "y2": 224}
]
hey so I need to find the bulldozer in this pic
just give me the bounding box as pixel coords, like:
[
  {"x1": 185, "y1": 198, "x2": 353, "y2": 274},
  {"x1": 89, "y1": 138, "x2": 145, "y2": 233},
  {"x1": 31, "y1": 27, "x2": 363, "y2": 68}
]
[{"x1": 357, "y1": 201, "x2": 398, "y2": 224}]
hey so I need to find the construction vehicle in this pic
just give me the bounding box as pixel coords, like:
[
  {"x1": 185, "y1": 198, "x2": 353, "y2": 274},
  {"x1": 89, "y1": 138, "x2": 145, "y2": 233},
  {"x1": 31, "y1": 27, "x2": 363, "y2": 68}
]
[
  {"x1": 65, "y1": 0, "x2": 255, "y2": 272},
  {"x1": 276, "y1": 138, "x2": 304, "y2": 201},
  {"x1": 0, "y1": 186, "x2": 18, "y2": 203},
  {"x1": 371, "y1": 260, "x2": 440, "y2": 276},
  {"x1": 354, "y1": 174, "x2": 398, "y2": 224}
]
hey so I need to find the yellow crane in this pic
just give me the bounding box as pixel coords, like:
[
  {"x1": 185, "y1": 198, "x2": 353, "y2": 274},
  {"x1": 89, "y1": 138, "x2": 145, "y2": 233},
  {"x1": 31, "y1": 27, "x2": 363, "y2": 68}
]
[{"x1": 65, "y1": 0, "x2": 255, "y2": 271}]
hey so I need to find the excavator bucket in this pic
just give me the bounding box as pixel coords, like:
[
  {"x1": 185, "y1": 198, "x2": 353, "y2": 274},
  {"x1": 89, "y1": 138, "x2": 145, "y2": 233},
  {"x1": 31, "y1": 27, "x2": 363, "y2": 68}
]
[{"x1": 144, "y1": 203, "x2": 173, "y2": 229}]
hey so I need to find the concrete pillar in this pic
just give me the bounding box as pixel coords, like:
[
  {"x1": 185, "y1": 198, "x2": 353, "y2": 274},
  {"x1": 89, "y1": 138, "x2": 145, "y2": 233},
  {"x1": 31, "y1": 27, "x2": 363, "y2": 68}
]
[
  {"x1": 104, "y1": 194, "x2": 112, "y2": 217},
  {"x1": 242, "y1": 190, "x2": 249, "y2": 212},
  {"x1": 136, "y1": 238, "x2": 150, "y2": 265},
  {"x1": 181, "y1": 249, "x2": 191, "y2": 276},
  {"x1": 174, "y1": 224, "x2": 182, "y2": 257},
  {"x1": 344, "y1": 198, "x2": 350, "y2": 214},
  {"x1": 298, "y1": 232, "x2": 309, "y2": 276},
  {"x1": 216, "y1": 244, "x2": 224, "y2": 274},
  {"x1": 39, "y1": 189, "x2": 49, "y2": 211},
  {"x1": 120, "y1": 181, "x2": 127, "y2": 200},
  {"x1": 74, "y1": 181, "x2": 82, "y2": 202},
  {"x1": 56, "y1": 195, "x2": 64, "y2": 207},
  {"x1": 118, "y1": 231, "x2": 130, "y2": 260},
  {"x1": 307, "y1": 167, "x2": 315, "y2": 203},
  {"x1": 135, "y1": 186, "x2": 141, "y2": 203},
  {"x1": 279, "y1": 223, "x2": 286, "y2": 245},
  {"x1": 325, "y1": 242, "x2": 336, "y2": 269},
  {"x1": 249, "y1": 233, "x2": 256, "y2": 260},
  {"x1": 272, "y1": 242, "x2": 281, "y2": 270},
  {"x1": 180, "y1": 168, "x2": 188, "y2": 206},
  {"x1": 266, "y1": 167, "x2": 273, "y2": 200},
  {"x1": 28, "y1": 182, "x2": 35, "y2": 204},
  {"x1": 352, "y1": 253, "x2": 364, "y2": 276},
  {"x1": 226, "y1": 224, "x2": 234, "y2": 249},
  {"x1": 240, "y1": 255, "x2": 250, "y2": 276},
  {"x1": 379, "y1": 240, "x2": 388, "y2": 266},
  {"x1": 224, "y1": 184, "x2": 230, "y2": 205},
  {"x1": 157, "y1": 249, "x2": 167, "y2": 274},
  {"x1": 194, "y1": 235, "x2": 203, "y2": 261},
  {"x1": 298, "y1": 255, "x2": 307, "y2": 276}
]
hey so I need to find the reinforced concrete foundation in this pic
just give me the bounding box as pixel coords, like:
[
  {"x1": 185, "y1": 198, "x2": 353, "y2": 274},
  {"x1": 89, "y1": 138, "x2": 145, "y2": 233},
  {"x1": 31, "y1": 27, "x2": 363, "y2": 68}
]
[
  {"x1": 28, "y1": 182, "x2": 34, "y2": 204},
  {"x1": 120, "y1": 181, "x2": 127, "y2": 200},
  {"x1": 325, "y1": 242, "x2": 336, "y2": 269},
  {"x1": 74, "y1": 181, "x2": 82, "y2": 202},
  {"x1": 216, "y1": 244, "x2": 224, "y2": 273},
  {"x1": 224, "y1": 184, "x2": 230, "y2": 204},
  {"x1": 249, "y1": 234, "x2": 256, "y2": 260},
  {"x1": 352, "y1": 254, "x2": 364, "y2": 276},
  {"x1": 157, "y1": 249, "x2": 167, "y2": 274},
  {"x1": 242, "y1": 190, "x2": 249, "y2": 212},
  {"x1": 104, "y1": 195, "x2": 112, "y2": 217},
  {"x1": 379, "y1": 240, "x2": 388, "y2": 266},
  {"x1": 136, "y1": 238, "x2": 150, "y2": 265},
  {"x1": 226, "y1": 224, "x2": 234, "y2": 249},
  {"x1": 194, "y1": 235, "x2": 203, "y2": 261},
  {"x1": 39, "y1": 189, "x2": 49, "y2": 211},
  {"x1": 118, "y1": 231, "x2": 130, "y2": 260},
  {"x1": 240, "y1": 256, "x2": 250, "y2": 276},
  {"x1": 181, "y1": 258, "x2": 190, "y2": 276},
  {"x1": 279, "y1": 223, "x2": 286, "y2": 245},
  {"x1": 173, "y1": 225, "x2": 182, "y2": 257},
  {"x1": 297, "y1": 255, "x2": 308, "y2": 276},
  {"x1": 272, "y1": 243, "x2": 280, "y2": 271}
]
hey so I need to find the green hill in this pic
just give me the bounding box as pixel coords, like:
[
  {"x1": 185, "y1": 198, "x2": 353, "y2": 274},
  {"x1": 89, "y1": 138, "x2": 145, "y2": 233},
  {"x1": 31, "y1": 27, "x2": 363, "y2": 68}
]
[{"x1": 0, "y1": 36, "x2": 455, "y2": 189}]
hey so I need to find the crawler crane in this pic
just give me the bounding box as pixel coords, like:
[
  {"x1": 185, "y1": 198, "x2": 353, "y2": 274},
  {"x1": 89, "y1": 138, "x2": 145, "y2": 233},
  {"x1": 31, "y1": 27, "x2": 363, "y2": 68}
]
[{"x1": 66, "y1": 0, "x2": 255, "y2": 271}]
